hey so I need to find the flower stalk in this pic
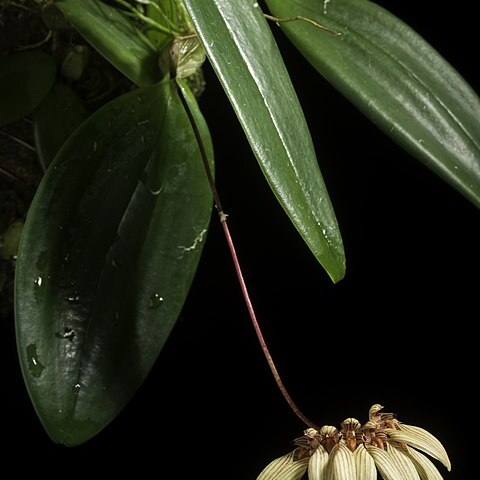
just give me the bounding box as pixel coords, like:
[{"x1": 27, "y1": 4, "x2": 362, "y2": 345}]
[{"x1": 177, "y1": 79, "x2": 318, "y2": 429}]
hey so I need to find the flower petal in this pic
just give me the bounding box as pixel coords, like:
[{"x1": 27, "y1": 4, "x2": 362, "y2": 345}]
[
  {"x1": 406, "y1": 446, "x2": 445, "y2": 480},
  {"x1": 308, "y1": 445, "x2": 329, "y2": 480},
  {"x1": 257, "y1": 450, "x2": 309, "y2": 480},
  {"x1": 341, "y1": 418, "x2": 361, "y2": 431},
  {"x1": 385, "y1": 424, "x2": 451, "y2": 471},
  {"x1": 369, "y1": 404, "x2": 384, "y2": 420},
  {"x1": 328, "y1": 442, "x2": 356, "y2": 480},
  {"x1": 353, "y1": 444, "x2": 376, "y2": 480},
  {"x1": 365, "y1": 444, "x2": 402, "y2": 480},
  {"x1": 388, "y1": 444, "x2": 420, "y2": 480},
  {"x1": 319, "y1": 426, "x2": 338, "y2": 436}
]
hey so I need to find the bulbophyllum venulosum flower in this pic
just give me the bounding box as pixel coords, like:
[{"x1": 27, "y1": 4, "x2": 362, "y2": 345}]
[{"x1": 257, "y1": 404, "x2": 451, "y2": 480}]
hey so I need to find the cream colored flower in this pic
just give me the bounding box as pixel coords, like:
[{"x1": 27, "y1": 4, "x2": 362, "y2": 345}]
[{"x1": 256, "y1": 404, "x2": 450, "y2": 480}]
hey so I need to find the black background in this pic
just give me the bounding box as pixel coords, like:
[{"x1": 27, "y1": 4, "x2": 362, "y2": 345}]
[{"x1": 2, "y1": 1, "x2": 478, "y2": 478}]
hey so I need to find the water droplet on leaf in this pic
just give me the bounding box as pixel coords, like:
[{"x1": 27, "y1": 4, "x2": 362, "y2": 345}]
[
  {"x1": 149, "y1": 293, "x2": 164, "y2": 310},
  {"x1": 26, "y1": 344, "x2": 45, "y2": 378},
  {"x1": 55, "y1": 327, "x2": 76, "y2": 342},
  {"x1": 34, "y1": 276, "x2": 44, "y2": 303},
  {"x1": 66, "y1": 293, "x2": 80, "y2": 304}
]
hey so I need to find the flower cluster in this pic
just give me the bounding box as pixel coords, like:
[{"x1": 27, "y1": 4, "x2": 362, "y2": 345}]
[{"x1": 257, "y1": 404, "x2": 451, "y2": 480}]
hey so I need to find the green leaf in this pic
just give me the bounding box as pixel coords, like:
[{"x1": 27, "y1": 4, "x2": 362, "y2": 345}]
[
  {"x1": 55, "y1": 0, "x2": 161, "y2": 86},
  {"x1": 15, "y1": 79, "x2": 213, "y2": 446},
  {"x1": 182, "y1": 0, "x2": 345, "y2": 283},
  {"x1": 0, "y1": 51, "x2": 56, "y2": 127},
  {"x1": 33, "y1": 82, "x2": 88, "y2": 170},
  {"x1": 265, "y1": 0, "x2": 480, "y2": 208}
]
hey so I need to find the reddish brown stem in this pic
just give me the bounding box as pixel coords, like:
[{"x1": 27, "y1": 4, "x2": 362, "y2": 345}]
[
  {"x1": 219, "y1": 217, "x2": 318, "y2": 429},
  {"x1": 177, "y1": 82, "x2": 318, "y2": 430}
]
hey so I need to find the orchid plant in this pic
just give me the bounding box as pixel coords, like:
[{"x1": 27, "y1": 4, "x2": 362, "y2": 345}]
[{"x1": 1, "y1": 1, "x2": 478, "y2": 477}]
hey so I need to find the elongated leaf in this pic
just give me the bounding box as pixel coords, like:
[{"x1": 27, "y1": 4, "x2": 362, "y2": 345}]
[
  {"x1": 33, "y1": 82, "x2": 88, "y2": 170},
  {"x1": 55, "y1": 0, "x2": 161, "y2": 86},
  {"x1": 183, "y1": 0, "x2": 345, "y2": 282},
  {"x1": 265, "y1": 0, "x2": 480, "y2": 208},
  {"x1": 0, "y1": 51, "x2": 56, "y2": 127},
  {"x1": 15, "y1": 78, "x2": 213, "y2": 446}
]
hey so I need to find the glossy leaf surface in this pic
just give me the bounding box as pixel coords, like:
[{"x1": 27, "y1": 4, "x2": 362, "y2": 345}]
[
  {"x1": 15, "y1": 79, "x2": 213, "y2": 446},
  {"x1": 183, "y1": 0, "x2": 345, "y2": 282},
  {"x1": 266, "y1": 0, "x2": 480, "y2": 208},
  {"x1": 33, "y1": 82, "x2": 88, "y2": 170},
  {"x1": 55, "y1": 0, "x2": 161, "y2": 86}
]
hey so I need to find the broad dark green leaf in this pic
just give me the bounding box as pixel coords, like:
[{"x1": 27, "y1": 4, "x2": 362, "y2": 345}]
[
  {"x1": 265, "y1": 0, "x2": 480, "y2": 208},
  {"x1": 15, "y1": 79, "x2": 213, "y2": 446},
  {"x1": 55, "y1": 0, "x2": 161, "y2": 86},
  {"x1": 0, "y1": 51, "x2": 56, "y2": 127},
  {"x1": 33, "y1": 82, "x2": 88, "y2": 170},
  {"x1": 183, "y1": 0, "x2": 345, "y2": 283}
]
